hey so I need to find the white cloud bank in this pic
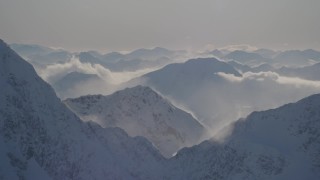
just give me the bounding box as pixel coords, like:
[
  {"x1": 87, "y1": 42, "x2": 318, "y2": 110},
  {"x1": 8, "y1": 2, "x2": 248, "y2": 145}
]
[
  {"x1": 218, "y1": 44, "x2": 259, "y2": 52},
  {"x1": 216, "y1": 71, "x2": 320, "y2": 88},
  {"x1": 36, "y1": 56, "x2": 156, "y2": 99},
  {"x1": 39, "y1": 56, "x2": 155, "y2": 84},
  {"x1": 170, "y1": 71, "x2": 320, "y2": 137}
]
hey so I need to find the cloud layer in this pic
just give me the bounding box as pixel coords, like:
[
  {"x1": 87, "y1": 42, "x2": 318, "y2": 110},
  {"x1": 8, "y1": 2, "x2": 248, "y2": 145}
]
[
  {"x1": 39, "y1": 56, "x2": 152, "y2": 84},
  {"x1": 217, "y1": 71, "x2": 320, "y2": 88},
  {"x1": 36, "y1": 56, "x2": 157, "y2": 99}
]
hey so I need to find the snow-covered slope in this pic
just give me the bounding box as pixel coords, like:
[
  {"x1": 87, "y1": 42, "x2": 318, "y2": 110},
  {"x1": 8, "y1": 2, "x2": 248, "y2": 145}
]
[
  {"x1": 167, "y1": 93, "x2": 320, "y2": 179},
  {"x1": 0, "y1": 39, "x2": 165, "y2": 179},
  {"x1": 64, "y1": 86, "x2": 207, "y2": 157}
]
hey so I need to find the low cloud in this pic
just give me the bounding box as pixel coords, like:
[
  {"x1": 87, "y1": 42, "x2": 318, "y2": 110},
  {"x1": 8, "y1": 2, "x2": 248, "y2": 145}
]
[
  {"x1": 39, "y1": 56, "x2": 154, "y2": 85},
  {"x1": 218, "y1": 44, "x2": 259, "y2": 52},
  {"x1": 37, "y1": 56, "x2": 157, "y2": 99},
  {"x1": 166, "y1": 71, "x2": 320, "y2": 138},
  {"x1": 217, "y1": 71, "x2": 320, "y2": 88}
]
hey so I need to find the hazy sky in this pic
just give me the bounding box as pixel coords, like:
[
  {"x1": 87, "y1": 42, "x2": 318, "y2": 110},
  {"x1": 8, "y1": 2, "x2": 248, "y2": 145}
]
[{"x1": 0, "y1": 0, "x2": 319, "y2": 52}]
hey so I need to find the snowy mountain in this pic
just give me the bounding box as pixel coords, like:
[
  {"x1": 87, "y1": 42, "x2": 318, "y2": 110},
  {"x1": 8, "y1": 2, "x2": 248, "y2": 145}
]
[
  {"x1": 0, "y1": 39, "x2": 165, "y2": 179},
  {"x1": 277, "y1": 62, "x2": 320, "y2": 81},
  {"x1": 64, "y1": 85, "x2": 207, "y2": 157},
  {"x1": 10, "y1": 44, "x2": 175, "y2": 73},
  {"x1": 102, "y1": 51, "x2": 126, "y2": 62},
  {"x1": 10, "y1": 43, "x2": 54, "y2": 57},
  {"x1": 134, "y1": 57, "x2": 320, "y2": 134},
  {"x1": 227, "y1": 61, "x2": 275, "y2": 73},
  {"x1": 27, "y1": 50, "x2": 72, "y2": 66},
  {"x1": 127, "y1": 47, "x2": 175, "y2": 60},
  {"x1": 52, "y1": 71, "x2": 106, "y2": 99},
  {"x1": 10, "y1": 43, "x2": 72, "y2": 68},
  {"x1": 224, "y1": 50, "x2": 272, "y2": 66},
  {"x1": 77, "y1": 48, "x2": 173, "y2": 71},
  {"x1": 167, "y1": 93, "x2": 320, "y2": 179},
  {"x1": 253, "y1": 48, "x2": 278, "y2": 59},
  {"x1": 133, "y1": 57, "x2": 243, "y2": 129},
  {"x1": 273, "y1": 49, "x2": 320, "y2": 67},
  {"x1": 1, "y1": 38, "x2": 320, "y2": 179},
  {"x1": 77, "y1": 51, "x2": 103, "y2": 65},
  {"x1": 208, "y1": 49, "x2": 225, "y2": 58},
  {"x1": 105, "y1": 57, "x2": 171, "y2": 72},
  {"x1": 141, "y1": 57, "x2": 241, "y2": 96}
]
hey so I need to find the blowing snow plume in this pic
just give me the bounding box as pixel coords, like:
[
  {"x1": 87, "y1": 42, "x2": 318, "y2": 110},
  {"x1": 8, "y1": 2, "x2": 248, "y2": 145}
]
[
  {"x1": 138, "y1": 58, "x2": 320, "y2": 138},
  {"x1": 205, "y1": 71, "x2": 320, "y2": 135},
  {"x1": 64, "y1": 85, "x2": 208, "y2": 158}
]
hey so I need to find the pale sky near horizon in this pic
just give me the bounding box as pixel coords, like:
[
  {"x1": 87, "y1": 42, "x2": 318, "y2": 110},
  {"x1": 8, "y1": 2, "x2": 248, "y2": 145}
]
[{"x1": 0, "y1": 0, "x2": 319, "y2": 52}]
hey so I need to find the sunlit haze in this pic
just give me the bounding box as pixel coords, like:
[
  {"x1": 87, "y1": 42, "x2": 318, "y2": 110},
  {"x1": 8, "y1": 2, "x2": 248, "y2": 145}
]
[{"x1": 1, "y1": 0, "x2": 320, "y2": 52}]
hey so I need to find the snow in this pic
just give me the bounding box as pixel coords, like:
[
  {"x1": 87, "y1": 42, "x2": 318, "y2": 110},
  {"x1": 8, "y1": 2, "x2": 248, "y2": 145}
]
[
  {"x1": 64, "y1": 85, "x2": 208, "y2": 157},
  {"x1": 0, "y1": 39, "x2": 165, "y2": 180},
  {"x1": 1, "y1": 39, "x2": 320, "y2": 179},
  {"x1": 167, "y1": 94, "x2": 320, "y2": 179}
]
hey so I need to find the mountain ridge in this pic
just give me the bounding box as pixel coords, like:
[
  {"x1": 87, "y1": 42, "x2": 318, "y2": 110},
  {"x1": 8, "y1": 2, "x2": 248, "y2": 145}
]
[
  {"x1": 0, "y1": 39, "x2": 165, "y2": 180},
  {"x1": 64, "y1": 85, "x2": 208, "y2": 157},
  {"x1": 1, "y1": 39, "x2": 320, "y2": 179}
]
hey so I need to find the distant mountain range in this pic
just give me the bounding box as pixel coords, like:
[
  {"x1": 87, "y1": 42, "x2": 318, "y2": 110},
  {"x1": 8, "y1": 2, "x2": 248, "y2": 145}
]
[
  {"x1": 209, "y1": 48, "x2": 320, "y2": 68},
  {"x1": 131, "y1": 57, "x2": 320, "y2": 133},
  {"x1": 11, "y1": 43, "x2": 185, "y2": 72}
]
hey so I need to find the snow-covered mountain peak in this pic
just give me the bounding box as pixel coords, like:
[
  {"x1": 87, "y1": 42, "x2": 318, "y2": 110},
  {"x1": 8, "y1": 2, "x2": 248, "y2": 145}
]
[
  {"x1": 142, "y1": 57, "x2": 242, "y2": 84},
  {"x1": 64, "y1": 85, "x2": 207, "y2": 157},
  {"x1": 115, "y1": 85, "x2": 157, "y2": 95},
  {"x1": 179, "y1": 57, "x2": 242, "y2": 76},
  {"x1": 113, "y1": 85, "x2": 167, "y2": 104}
]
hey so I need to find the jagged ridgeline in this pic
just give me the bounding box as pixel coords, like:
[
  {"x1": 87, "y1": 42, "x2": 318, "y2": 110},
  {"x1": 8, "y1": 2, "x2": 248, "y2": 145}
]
[{"x1": 64, "y1": 85, "x2": 208, "y2": 158}]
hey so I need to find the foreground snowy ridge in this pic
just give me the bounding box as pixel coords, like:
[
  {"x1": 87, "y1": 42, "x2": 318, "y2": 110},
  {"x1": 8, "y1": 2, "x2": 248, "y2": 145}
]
[
  {"x1": 0, "y1": 39, "x2": 165, "y2": 179},
  {"x1": 0, "y1": 39, "x2": 319, "y2": 179}
]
